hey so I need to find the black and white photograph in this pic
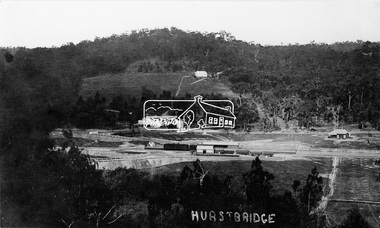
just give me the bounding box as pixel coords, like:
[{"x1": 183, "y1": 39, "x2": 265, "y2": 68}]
[{"x1": 1, "y1": 1, "x2": 380, "y2": 227}]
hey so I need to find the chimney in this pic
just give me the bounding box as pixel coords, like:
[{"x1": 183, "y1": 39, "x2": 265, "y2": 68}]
[{"x1": 194, "y1": 95, "x2": 203, "y2": 103}]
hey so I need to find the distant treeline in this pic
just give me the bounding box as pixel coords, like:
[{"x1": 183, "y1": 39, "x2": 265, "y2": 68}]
[{"x1": 70, "y1": 90, "x2": 257, "y2": 130}]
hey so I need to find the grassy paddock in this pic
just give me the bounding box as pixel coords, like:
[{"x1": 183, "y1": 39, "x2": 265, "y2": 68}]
[
  {"x1": 216, "y1": 132, "x2": 325, "y2": 142},
  {"x1": 140, "y1": 131, "x2": 217, "y2": 141},
  {"x1": 215, "y1": 132, "x2": 378, "y2": 149},
  {"x1": 332, "y1": 158, "x2": 380, "y2": 201},
  {"x1": 327, "y1": 157, "x2": 380, "y2": 227},
  {"x1": 55, "y1": 137, "x2": 123, "y2": 147},
  {"x1": 327, "y1": 202, "x2": 380, "y2": 228}
]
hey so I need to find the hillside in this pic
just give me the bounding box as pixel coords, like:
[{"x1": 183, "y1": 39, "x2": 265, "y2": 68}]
[
  {"x1": 3, "y1": 28, "x2": 379, "y2": 131},
  {"x1": 80, "y1": 72, "x2": 238, "y2": 100}
]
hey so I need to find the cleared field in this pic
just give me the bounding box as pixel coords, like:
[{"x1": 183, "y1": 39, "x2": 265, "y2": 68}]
[
  {"x1": 54, "y1": 137, "x2": 124, "y2": 147},
  {"x1": 80, "y1": 72, "x2": 237, "y2": 100},
  {"x1": 327, "y1": 158, "x2": 380, "y2": 227},
  {"x1": 152, "y1": 157, "x2": 332, "y2": 195},
  {"x1": 216, "y1": 132, "x2": 379, "y2": 150},
  {"x1": 134, "y1": 130, "x2": 217, "y2": 141},
  {"x1": 218, "y1": 132, "x2": 332, "y2": 145}
]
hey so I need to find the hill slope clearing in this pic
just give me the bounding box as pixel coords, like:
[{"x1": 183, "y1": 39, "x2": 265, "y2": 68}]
[{"x1": 80, "y1": 72, "x2": 238, "y2": 100}]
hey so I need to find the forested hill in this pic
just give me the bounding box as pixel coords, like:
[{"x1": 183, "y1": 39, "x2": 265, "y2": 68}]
[
  {"x1": 1, "y1": 27, "x2": 380, "y2": 131},
  {"x1": 1, "y1": 27, "x2": 374, "y2": 79}
]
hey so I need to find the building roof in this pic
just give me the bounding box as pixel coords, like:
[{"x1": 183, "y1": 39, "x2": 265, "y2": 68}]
[
  {"x1": 202, "y1": 102, "x2": 235, "y2": 118},
  {"x1": 197, "y1": 145, "x2": 214, "y2": 149},
  {"x1": 177, "y1": 95, "x2": 236, "y2": 119},
  {"x1": 328, "y1": 129, "x2": 350, "y2": 135},
  {"x1": 202, "y1": 141, "x2": 239, "y2": 146},
  {"x1": 104, "y1": 109, "x2": 120, "y2": 113}
]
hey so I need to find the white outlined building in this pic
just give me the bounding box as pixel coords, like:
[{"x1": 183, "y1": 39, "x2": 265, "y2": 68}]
[{"x1": 143, "y1": 95, "x2": 235, "y2": 132}]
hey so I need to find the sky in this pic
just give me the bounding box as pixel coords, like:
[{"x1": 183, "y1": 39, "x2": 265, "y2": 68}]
[{"x1": 0, "y1": 1, "x2": 380, "y2": 48}]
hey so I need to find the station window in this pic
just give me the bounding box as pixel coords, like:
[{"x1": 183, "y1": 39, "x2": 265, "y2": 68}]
[{"x1": 209, "y1": 117, "x2": 213, "y2": 124}]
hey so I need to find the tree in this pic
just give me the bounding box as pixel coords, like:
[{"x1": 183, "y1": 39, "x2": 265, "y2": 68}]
[
  {"x1": 338, "y1": 208, "x2": 373, "y2": 228},
  {"x1": 102, "y1": 168, "x2": 150, "y2": 227},
  {"x1": 159, "y1": 89, "x2": 172, "y2": 99},
  {"x1": 235, "y1": 100, "x2": 260, "y2": 131},
  {"x1": 109, "y1": 95, "x2": 125, "y2": 111},
  {"x1": 4, "y1": 51, "x2": 14, "y2": 63},
  {"x1": 1, "y1": 134, "x2": 115, "y2": 227},
  {"x1": 175, "y1": 160, "x2": 237, "y2": 227},
  {"x1": 300, "y1": 167, "x2": 324, "y2": 214},
  {"x1": 269, "y1": 191, "x2": 303, "y2": 227},
  {"x1": 140, "y1": 86, "x2": 156, "y2": 102},
  {"x1": 146, "y1": 174, "x2": 177, "y2": 227},
  {"x1": 182, "y1": 111, "x2": 195, "y2": 130},
  {"x1": 231, "y1": 82, "x2": 254, "y2": 105},
  {"x1": 38, "y1": 146, "x2": 114, "y2": 228},
  {"x1": 326, "y1": 105, "x2": 342, "y2": 127},
  {"x1": 243, "y1": 157, "x2": 275, "y2": 210},
  {"x1": 261, "y1": 91, "x2": 281, "y2": 118},
  {"x1": 71, "y1": 92, "x2": 110, "y2": 128},
  {"x1": 280, "y1": 95, "x2": 303, "y2": 123},
  {"x1": 297, "y1": 100, "x2": 317, "y2": 129}
]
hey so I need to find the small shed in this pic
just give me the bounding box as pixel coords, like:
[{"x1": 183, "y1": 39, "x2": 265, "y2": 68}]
[
  {"x1": 195, "y1": 71, "x2": 208, "y2": 78},
  {"x1": 196, "y1": 145, "x2": 214, "y2": 154},
  {"x1": 202, "y1": 141, "x2": 240, "y2": 149},
  {"x1": 328, "y1": 129, "x2": 350, "y2": 139}
]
